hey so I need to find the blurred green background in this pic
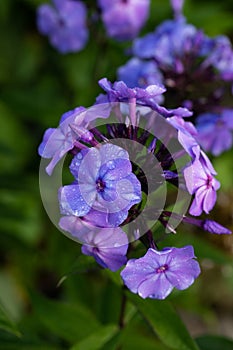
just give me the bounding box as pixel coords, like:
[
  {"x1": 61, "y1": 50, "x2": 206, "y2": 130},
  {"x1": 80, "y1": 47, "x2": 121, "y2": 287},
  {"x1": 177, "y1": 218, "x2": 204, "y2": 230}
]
[{"x1": 0, "y1": 0, "x2": 233, "y2": 349}]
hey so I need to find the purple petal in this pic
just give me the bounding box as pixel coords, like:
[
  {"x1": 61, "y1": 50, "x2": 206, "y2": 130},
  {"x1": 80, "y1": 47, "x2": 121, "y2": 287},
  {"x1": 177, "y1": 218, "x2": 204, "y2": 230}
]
[
  {"x1": 83, "y1": 207, "x2": 110, "y2": 227},
  {"x1": 203, "y1": 220, "x2": 232, "y2": 235},
  {"x1": 81, "y1": 227, "x2": 128, "y2": 271},
  {"x1": 59, "y1": 215, "x2": 91, "y2": 237},
  {"x1": 167, "y1": 246, "x2": 196, "y2": 265},
  {"x1": 166, "y1": 259, "x2": 201, "y2": 290},
  {"x1": 202, "y1": 187, "x2": 217, "y2": 214},
  {"x1": 70, "y1": 148, "x2": 101, "y2": 183},
  {"x1": 138, "y1": 274, "x2": 174, "y2": 299},
  {"x1": 184, "y1": 160, "x2": 206, "y2": 194},
  {"x1": 120, "y1": 259, "x2": 155, "y2": 293},
  {"x1": 59, "y1": 184, "x2": 93, "y2": 216},
  {"x1": 38, "y1": 128, "x2": 57, "y2": 158}
]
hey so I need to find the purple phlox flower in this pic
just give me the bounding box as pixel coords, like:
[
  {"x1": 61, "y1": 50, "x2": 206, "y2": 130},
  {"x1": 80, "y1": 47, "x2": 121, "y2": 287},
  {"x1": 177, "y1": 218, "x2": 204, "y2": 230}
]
[
  {"x1": 97, "y1": 78, "x2": 192, "y2": 118},
  {"x1": 167, "y1": 116, "x2": 220, "y2": 215},
  {"x1": 121, "y1": 245, "x2": 200, "y2": 299},
  {"x1": 38, "y1": 106, "x2": 86, "y2": 175},
  {"x1": 184, "y1": 157, "x2": 220, "y2": 216},
  {"x1": 98, "y1": 0, "x2": 150, "y2": 41},
  {"x1": 202, "y1": 35, "x2": 233, "y2": 81},
  {"x1": 196, "y1": 110, "x2": 233, "y2": 156},
  {"x1": 133, "y1": 17, "x2": 205, "y2": 73},
  {"x1": 117, "y1": 58, "x2": 164, "y2": 103},
  {"x1": 59, "y1": 143, "x2": 141, "y2": 227},
  {"x1": 59, "y1": 215, "x2": 128, "y2": 271},
  {"x1": 37, "y1": 0, "x2": 88, "y2": 53}
]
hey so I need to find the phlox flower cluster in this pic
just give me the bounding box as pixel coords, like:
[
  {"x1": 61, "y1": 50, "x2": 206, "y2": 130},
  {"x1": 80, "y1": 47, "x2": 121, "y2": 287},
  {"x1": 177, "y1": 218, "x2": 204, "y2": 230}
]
[
  {"x1": 118, "y1": 0, "x2": 233, "y2": 156},
  {"x1": 39, "y1": 79, "x2": 231, "y2": 299},
  {"x1": 37, "y1": 0, "x2": 150, "y2": 53}
]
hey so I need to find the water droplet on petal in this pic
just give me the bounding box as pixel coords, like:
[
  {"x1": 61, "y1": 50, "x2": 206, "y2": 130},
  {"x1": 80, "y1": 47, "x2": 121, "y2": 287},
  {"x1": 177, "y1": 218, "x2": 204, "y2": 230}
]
[{"x1": 107, "y1": 160, "x2": 115, "y2": 170}]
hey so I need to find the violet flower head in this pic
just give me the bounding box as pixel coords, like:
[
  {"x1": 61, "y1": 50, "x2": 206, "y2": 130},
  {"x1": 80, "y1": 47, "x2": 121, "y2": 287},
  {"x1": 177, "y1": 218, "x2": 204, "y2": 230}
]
[
  {"x1": 59, "y1": 143, "x2": 141, "y2": 227},
  {"x1": 98, "y1": 0, "x2": 150, "y2": 41},
  {"x1": 37, "y1": 0, "x2": 89, "y2": 53},
  {"x1": 59, "y1": 215, "x2": 128, "y2": 271},
  {"x1": 196, "y1": 110, "x2": 233, "y2": 156},
  {"x1": 133, "y1": 17, "x2": 204, "y2": 73},
  {"x1": 121, "y1": 245, "x2": 201, "y2": 299}
]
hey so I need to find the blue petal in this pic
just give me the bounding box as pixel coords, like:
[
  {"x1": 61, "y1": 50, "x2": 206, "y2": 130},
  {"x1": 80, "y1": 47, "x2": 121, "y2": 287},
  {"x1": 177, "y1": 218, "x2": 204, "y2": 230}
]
[{"x1": 59, "y1": 184, "x2": 94, "y2": 216}]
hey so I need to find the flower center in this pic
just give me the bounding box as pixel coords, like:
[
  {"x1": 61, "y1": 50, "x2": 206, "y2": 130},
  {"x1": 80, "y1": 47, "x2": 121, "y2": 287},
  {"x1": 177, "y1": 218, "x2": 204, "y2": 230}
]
[
  {"x1": 156, "y1": 264, "x2": 168, "y2": 274},
  {"x1": 96, "y1": 178, "x2": 106, "y2": 192},
  {"x1": 206, "y1": 174, "x2": 213, "y2": 188}
]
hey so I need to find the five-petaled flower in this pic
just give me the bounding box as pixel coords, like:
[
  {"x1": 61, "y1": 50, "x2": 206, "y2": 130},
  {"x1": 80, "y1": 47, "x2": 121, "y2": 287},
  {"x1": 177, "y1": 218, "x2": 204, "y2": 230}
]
[
  {"x1": 59, "y1": 143, "x2": 141, "y2": 227},
  {"x1": 37, "y1": 0, "x2": 89, "y2": 53},
  {"x1": 121, "y1": 245, "x2": 201, "y2": 299}
]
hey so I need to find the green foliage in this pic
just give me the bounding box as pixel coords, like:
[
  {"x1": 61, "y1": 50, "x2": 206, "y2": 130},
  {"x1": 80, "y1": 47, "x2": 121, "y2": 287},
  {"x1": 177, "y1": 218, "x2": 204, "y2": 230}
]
[
  {"x1": 196, "y1": 335, "x2": 233, "y2": 350},
  {"x1": 0, "y1": 303, "x2": 20, "y2": 337},
  {"x1": 127, "y1": 293, "x2": 200, "y2": 350}
]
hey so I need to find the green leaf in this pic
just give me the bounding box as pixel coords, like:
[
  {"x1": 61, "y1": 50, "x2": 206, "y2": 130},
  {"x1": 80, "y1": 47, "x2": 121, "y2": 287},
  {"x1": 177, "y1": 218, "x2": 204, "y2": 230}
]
[
  {"x1": 0, "y1": 303, "x2": 20, "y2": 337},
  {"x1": 117, "y1": 311, "x2": 172, "y2": 350},
  {"x1": 57, "y1": 255, "x2": 97, "y2": 287},
  {"x1": 71, "y1": 324, "x2": 118, "y2": 350},
  {"x1": 31, "y1": 293, "x2": 100, "y2": 343},
  {"x1": 127, "y1": 293, "x2": 199, "y2": 350},
  {"x1": 196, "y1": 335, "x2": 233, "y2": 350}
]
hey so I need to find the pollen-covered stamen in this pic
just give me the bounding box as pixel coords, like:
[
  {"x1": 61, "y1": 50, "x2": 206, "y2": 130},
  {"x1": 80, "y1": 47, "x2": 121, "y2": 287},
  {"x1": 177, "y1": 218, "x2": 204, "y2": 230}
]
[
  {"x1": 96, "y1": 178, "x2": 106, "y2": 192},
  {"x1": 156, "y1": 264, "x2": 168, "y2": 274}
]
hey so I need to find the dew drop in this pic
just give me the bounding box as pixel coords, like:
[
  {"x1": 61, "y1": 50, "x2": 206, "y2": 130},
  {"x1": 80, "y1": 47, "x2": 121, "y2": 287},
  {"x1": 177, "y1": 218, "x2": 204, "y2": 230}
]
[{"x1": 107, "y1": 160, "x2": 115, "y2": 170}]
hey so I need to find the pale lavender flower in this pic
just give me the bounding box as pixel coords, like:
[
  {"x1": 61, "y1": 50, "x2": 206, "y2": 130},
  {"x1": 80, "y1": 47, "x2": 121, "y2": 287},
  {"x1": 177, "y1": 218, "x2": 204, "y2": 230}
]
[
  {"x1": 37, "y1": 0, "x2": 88, "y2": 53},
  {"x1": 59, "y1": 143, "x2": 141, "y2": 227},
  {"x1": 98, "y1": 0, "x2": 150, "y2": 41},
  {"x1": 121, "y1": 245, "x2": 200, "y2": 299},
  {"x1": 38, "y1": 107, "x2": 86, "y2": 175},
  {"x1": 184, "y1": 158, "x2": 220, "y2": 216},
  {"x1": 196, "y1": 110, "x2": 233, "y2": 156},
  {"x1": 59, "y1": 216, "x2": 128, "y2": 271}
]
